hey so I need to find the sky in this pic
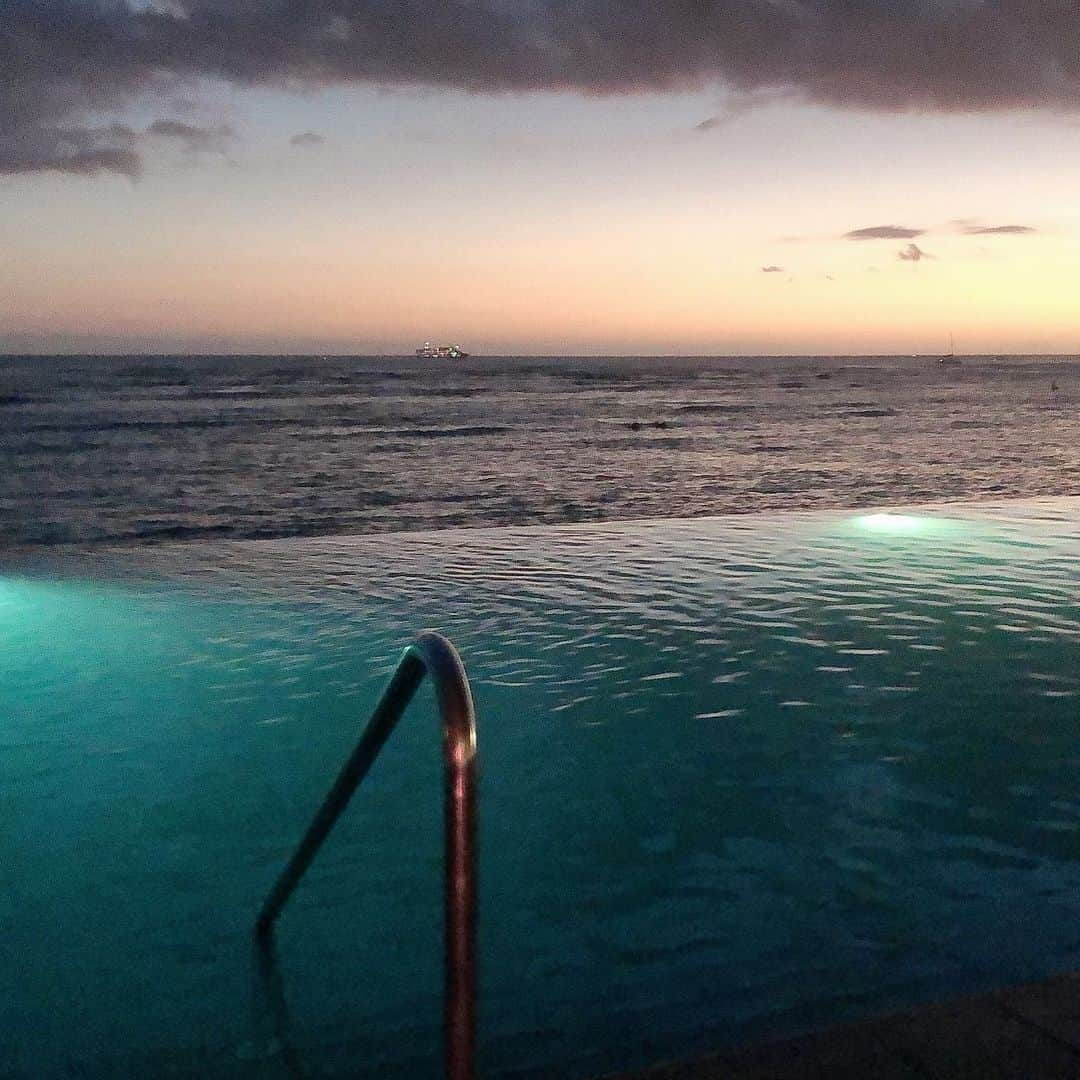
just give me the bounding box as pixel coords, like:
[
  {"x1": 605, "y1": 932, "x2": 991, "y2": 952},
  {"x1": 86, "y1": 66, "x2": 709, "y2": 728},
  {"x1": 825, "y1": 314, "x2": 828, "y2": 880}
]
[{"x1": 3, "y1": 1, "x2": 1080, "y2": 356}]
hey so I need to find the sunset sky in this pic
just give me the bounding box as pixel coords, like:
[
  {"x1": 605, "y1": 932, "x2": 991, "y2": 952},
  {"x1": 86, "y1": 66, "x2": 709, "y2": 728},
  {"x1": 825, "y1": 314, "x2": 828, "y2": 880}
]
[{"x1": 3, "y1": 2, "x2": 1080, "y2": 355}]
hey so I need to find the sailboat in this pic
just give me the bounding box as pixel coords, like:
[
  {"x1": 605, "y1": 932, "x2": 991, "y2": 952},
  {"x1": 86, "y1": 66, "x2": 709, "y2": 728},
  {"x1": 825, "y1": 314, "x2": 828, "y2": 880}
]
[{"x1": 937, "y1": 332, "x2": 961, "y2": 366}]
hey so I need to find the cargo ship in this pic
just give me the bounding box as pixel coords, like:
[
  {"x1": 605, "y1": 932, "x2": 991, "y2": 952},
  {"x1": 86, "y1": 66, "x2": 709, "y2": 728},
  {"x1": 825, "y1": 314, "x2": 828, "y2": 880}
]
[{"x1": 416, "y1": 342, "x2": 469, "y2": 359}]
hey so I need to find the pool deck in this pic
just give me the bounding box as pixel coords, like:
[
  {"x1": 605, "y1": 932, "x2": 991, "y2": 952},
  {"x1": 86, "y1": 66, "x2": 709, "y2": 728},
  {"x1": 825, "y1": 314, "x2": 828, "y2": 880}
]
[{"x1": 599, "y1": 972, "x2": 1080, "y2": 1079}]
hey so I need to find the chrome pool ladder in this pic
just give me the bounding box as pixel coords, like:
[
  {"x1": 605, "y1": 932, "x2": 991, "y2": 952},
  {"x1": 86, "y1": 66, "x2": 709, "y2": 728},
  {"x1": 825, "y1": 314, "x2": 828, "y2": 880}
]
[{"x1": 256, "y1": 631, "x2": 478, "y2": 1080}]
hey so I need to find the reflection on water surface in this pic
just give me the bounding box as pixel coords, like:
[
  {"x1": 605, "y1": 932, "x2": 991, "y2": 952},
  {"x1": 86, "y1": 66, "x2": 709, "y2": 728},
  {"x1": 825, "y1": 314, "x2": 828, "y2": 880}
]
[{"x1": 2, "y1": 497, "x2": 1079, "y2": 1077}]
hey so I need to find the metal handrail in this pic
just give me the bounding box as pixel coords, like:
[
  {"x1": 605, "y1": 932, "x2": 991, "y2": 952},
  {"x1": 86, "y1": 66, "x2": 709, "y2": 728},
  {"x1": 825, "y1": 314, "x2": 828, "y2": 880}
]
[{"x1": 255, "y1": 631, "x2": 478, "y2": 1080}]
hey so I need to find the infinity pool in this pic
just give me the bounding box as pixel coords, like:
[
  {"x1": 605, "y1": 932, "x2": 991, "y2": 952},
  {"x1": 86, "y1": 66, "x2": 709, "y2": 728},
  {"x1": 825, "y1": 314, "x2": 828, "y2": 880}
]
[{"x1": 3, "y1": 499, "x2": 1080, "y2": 1077}]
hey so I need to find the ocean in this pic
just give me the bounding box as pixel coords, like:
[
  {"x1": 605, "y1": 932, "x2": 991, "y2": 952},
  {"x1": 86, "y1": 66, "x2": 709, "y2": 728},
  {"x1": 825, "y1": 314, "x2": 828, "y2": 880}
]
[{"x1": 2, "y1": 353, "x2": 1078, "y2": 549}]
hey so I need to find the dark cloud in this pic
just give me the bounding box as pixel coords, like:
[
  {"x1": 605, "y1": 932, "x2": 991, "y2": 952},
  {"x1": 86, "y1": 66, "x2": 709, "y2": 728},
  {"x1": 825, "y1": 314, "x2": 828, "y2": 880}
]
[
  {"x1": 960, "y1": 223, "x2": 1038, "y2": 235},
  {"x1": 845, "y1": 225, "x2": 925, "y2": 241},
  {"x1": 1, "y1": 144, "x2": 142, "y2": 180},
  {"x1": 898, "y1": 243, "x2": 932, "y2": 262},
  {"x1": 0, "y1": 115, "x2": 231, "y2": 178},
  {"x1": 761, "y1": 265, "x2": 784, "y2": 273},
  {"x1": 290, "y1": 131, "x2": 326, "y2": 147},
  {"x1": 0, "y1": 117, "x2": 141, "y2": 179},
  {"x1": 7, "y1": 1, "x2": 1080, "y2": 178},
  {"x1": 147, "y1": 119, "x2": 234, "y2": 153}
]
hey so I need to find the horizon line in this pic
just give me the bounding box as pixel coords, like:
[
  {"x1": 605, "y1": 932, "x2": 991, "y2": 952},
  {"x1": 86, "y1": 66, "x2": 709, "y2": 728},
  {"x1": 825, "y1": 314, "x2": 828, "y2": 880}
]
[{"x1": 2, "y1": 351, "x2": 1078, "y2": 360}]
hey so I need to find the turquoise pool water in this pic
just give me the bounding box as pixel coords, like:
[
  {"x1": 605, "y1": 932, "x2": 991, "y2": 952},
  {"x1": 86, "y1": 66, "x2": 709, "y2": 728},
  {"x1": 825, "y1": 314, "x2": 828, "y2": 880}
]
[{"x1": 2, "y1": 499, "x2": 1080, "y2": 1077}]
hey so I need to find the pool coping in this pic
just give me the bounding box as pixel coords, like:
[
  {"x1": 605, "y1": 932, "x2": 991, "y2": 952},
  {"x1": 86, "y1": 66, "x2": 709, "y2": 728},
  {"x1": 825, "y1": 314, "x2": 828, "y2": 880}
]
[{"x1": 595, "y1": 971, "x2": 1080, "y2": 1078}]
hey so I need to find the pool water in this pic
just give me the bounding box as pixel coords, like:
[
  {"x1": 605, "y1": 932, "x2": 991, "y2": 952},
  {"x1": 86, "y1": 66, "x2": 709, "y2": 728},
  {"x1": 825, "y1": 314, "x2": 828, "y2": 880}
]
[{"x1": 2, "y1": 499, "x2": 1080, "y2": 1078}]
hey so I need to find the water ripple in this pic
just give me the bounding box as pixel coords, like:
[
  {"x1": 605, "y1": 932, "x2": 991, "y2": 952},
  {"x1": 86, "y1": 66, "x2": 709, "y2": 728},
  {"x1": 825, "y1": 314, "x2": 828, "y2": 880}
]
[{"x1": 2, "y1": 497, "x2": 1080, "y2": 1077}]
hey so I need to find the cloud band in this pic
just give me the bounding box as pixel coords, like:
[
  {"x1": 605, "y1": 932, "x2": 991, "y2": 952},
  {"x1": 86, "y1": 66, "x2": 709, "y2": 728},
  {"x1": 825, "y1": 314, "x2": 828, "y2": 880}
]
[{"x1": 5, "y1": 1, "x2": 1080, "y2": 177}]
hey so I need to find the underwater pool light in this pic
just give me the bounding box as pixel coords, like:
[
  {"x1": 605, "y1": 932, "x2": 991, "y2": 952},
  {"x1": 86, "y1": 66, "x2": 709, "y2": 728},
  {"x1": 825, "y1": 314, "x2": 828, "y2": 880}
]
[{"x1": 853, "y1": 512, "x2": 936, "y2": 534}]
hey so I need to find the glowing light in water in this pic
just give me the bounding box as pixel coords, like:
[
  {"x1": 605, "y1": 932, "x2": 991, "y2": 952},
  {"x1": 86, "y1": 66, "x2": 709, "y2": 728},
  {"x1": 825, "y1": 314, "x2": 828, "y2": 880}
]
[
  {"x1": 853, "y1": 512, "x2": 938, "y2": 534},
  {"x1": 0, "y1": 578, "x2": 18, "y2": 610}
]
